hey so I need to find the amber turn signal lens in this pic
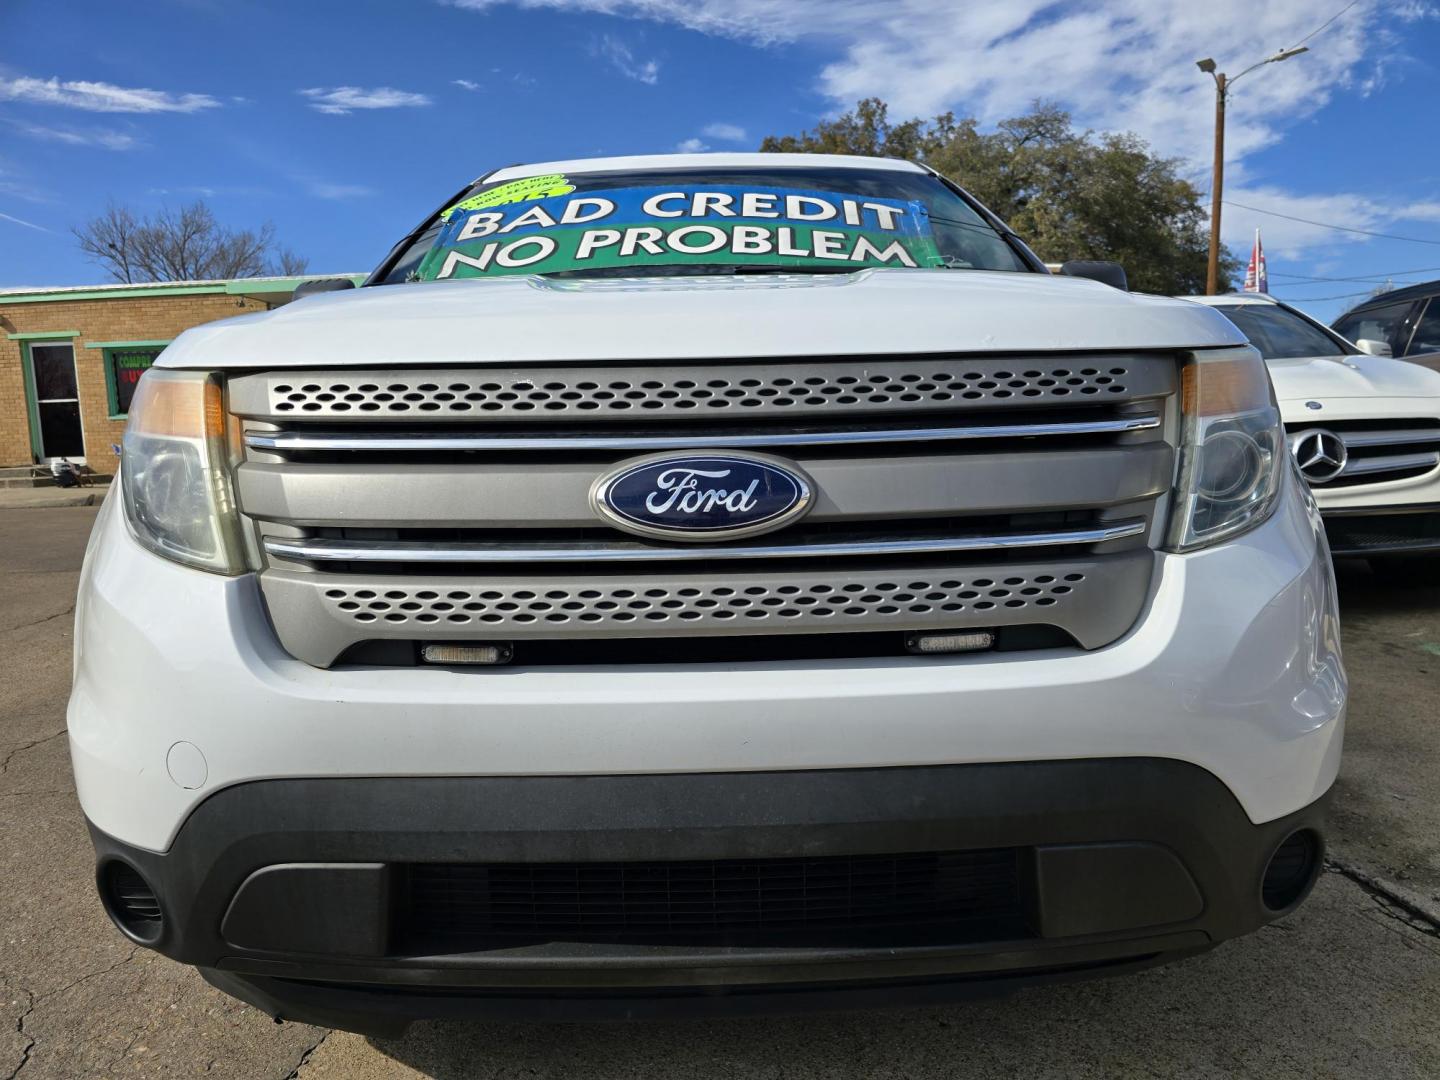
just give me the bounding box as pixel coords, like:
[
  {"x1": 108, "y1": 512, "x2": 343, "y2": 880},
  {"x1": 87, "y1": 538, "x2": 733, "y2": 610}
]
[
  {"x1": 1181, "y1": 351, "x2": 1272, "y2": 417},
  {"x1": 127, "y1": 371, "x2": 227, "y2": 440}
]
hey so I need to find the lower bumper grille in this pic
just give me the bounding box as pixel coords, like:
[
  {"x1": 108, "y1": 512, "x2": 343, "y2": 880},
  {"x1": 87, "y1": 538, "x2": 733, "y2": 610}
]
[
  {"x1": 1323, "y1": 509, "x2": 1440, "y2": 555},
  {"x1": 401, "y1": 849, "x2": 1028, "y2": 949},
  {"x1": 259, "y1": 551, "x2": 1152, "y2": 666}
]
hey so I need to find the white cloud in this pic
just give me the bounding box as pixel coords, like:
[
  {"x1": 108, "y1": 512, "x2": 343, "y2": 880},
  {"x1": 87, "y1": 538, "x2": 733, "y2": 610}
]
[
  {"x1": 675, "y1": 137, "x2": 709, "y2": 153},
  {"x1": 0, "y1": 75, "x2": 220, "y2": 113},
  {"x1": 701, "y1": 121, "x2": 747, "y2": 142},
  {"x1": 453, "y1": 78, "x2": 482, "y2": 91},
  {"x1": 445, "y1": 0, "x2": 807, "y2": 43},
  {"x1": 594, "y1": 34, "x2": 660, "y2": 84},
  {"x1": 9, "y1": 121, "x2": 138, "y2": 150},
  {"x1": 299, "y1": 86, "x2": 433, "y2": 115},
  {"x1": 0, "y1": 158, "x2": 52, "y2": 204},
  {"x1": 1222, "y1": 187, "x2": 1440, "y2": 259},
  {"x1": 461, "y1": 1, "x2": 1386, "y2": 166},
  {"x1": 0, "y1": 209, "x2": 49, "y2": 232},
  {"x1": 454, "y1": 0, "x2": 1438, "y2": 262}
]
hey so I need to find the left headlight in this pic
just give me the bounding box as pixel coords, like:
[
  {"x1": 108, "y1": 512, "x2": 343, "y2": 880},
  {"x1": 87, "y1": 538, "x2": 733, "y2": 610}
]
[
  {"x1": 121, "y1": 369, "x2": 246, "y2": 574},
  {"x1": 1166, "y1": 345, "x2": 1287, "y2": 552}
]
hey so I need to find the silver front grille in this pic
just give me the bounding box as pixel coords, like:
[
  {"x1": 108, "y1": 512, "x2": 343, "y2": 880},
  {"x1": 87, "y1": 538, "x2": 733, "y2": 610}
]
[
  {"x1": 259, "y1": 554, "x2": 1152, "y2": 666},
  {"x1": 1287, "y1": 420, "x2": 1440, "y2": 487},
  {"x1": 231, "y1": 355, "x2": 1179, "y2": 667},
  {"x1": 260, "y1": 521, "x2": 1148, "y2": 565},
  {"x1": 228, "y1": 356, "x2": 1170, "y2": 423},
  {"x1": 242, "y1": 414, "x2": 1161, "y2": 453}
]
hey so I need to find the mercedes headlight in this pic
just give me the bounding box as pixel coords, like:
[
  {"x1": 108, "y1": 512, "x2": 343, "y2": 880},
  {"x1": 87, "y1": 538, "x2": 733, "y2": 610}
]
[
  {"x1": 1167, "y1": 345, "x2": 1286, "y2": 552},
  {"x1": 121, "y1": 369, "x2": 246, "y2": 574}
]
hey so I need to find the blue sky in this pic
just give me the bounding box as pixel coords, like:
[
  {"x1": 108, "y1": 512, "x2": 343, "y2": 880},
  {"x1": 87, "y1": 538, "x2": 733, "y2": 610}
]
[{"x1": 2, "y1": 0, "x2": 1438, "y2": 322}]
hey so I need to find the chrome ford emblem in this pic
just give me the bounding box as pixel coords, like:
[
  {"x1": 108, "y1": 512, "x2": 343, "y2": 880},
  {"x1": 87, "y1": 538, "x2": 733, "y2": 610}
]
[
  {"x1": 1290, "y1": 428, "x2": 1348, "y2": 484},
  {"x1": 592, "y1": 453, "x2": 813, "y2": 541}
]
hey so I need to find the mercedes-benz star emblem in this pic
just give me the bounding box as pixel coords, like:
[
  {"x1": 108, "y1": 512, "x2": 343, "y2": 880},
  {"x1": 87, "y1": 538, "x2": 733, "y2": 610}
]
[{"x1": 1290, "y1": 428, "x2": 1348, "y2": 484}]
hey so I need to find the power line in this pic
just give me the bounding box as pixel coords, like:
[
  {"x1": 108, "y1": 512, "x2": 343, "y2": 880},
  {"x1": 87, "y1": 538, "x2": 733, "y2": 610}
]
[
  {"x1": 1223, "y1": 200, "x2": 1440, "y2": 246},
  {"x1": 1271, "y1": 266, "x2": 1440, "y2": 283},
  {"x1": 1293, "y1": 0, "x2": 1361, "y2": 48},
  {"x1": 1268, "y1": 288, "x2": 1381, "y2": 302}
]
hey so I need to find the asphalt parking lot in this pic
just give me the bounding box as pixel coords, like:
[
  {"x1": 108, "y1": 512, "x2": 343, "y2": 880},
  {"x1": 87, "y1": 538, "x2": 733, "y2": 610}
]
[{"x1": 3, "y1": 503, "x2": 1438, "y2": 1079}]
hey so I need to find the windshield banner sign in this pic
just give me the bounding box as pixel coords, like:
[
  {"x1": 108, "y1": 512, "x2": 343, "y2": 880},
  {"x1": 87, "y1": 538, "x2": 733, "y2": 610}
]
[{"x1": 416, "y1": 185, "x2": 943, "y2": 280}]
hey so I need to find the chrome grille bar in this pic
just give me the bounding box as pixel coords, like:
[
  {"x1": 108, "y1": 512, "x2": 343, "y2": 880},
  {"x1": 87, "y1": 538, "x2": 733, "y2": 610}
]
[
  {"x1": 263, "y1": 520, "x2": 1147, "y2": 565},
  {"x1": 1339, "y1": 452, "x2": 1440, "y2": 478},
  {"x1": 1340, "y1": 428, "x2": 1440, "y2": 449},
  {"x1": 245, "y1": 414, "x2": 1161, "y2": 453}
]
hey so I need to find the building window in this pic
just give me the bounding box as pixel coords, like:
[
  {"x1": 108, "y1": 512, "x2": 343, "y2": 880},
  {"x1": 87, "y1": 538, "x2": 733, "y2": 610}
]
[{"x1": 104, "y1": 346, "x2": 165, "y2": 417}]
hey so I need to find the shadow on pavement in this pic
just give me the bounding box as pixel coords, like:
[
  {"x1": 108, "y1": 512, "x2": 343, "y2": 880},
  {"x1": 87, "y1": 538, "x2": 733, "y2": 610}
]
[{"x1": 343, "y1": 872, "x2": 1440, "y2": 1080}]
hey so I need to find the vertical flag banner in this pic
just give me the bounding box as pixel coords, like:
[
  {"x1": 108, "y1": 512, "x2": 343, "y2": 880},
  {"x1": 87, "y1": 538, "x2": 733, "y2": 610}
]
[{"x1": 1243, "y1": 229, "x2": 1268, "y2": 294}]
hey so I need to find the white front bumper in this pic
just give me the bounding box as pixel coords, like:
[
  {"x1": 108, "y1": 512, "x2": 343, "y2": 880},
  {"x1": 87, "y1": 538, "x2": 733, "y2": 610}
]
[{"x1": 70, "y1": 479, "x2": 1346, "y2": 852}]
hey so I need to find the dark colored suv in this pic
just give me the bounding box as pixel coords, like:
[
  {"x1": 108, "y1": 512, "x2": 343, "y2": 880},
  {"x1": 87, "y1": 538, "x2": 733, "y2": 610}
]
[{"x1": 1333, "y1": 281, "x2": 1440, "y2": 374}]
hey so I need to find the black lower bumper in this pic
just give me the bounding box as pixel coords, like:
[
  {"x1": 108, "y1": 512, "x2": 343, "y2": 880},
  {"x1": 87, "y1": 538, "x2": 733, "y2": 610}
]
[
  {"x1": 87, "y1": 760, "x2": 1328, "y2": 1036},
  {"x1": 1322, "y1": 505, "x2": 1440, "y2": 556}
]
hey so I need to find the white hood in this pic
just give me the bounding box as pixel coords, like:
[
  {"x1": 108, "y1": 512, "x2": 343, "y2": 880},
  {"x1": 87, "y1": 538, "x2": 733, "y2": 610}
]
[
  {"x1": 158, "y1": 269, "x2": 1245, "y2": 370},
  {"x1": 1266, "y1": 352, "x2": 1440, "y2": 403}
]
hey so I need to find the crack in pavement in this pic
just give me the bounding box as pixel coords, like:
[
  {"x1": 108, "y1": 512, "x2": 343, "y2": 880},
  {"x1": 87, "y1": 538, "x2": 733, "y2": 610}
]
[
  {"x1": 2, "y1": 986, "x2": 35, "y2": 1080},
  {"x1": 2, "y1": 948, "x2": 142, "y2": 1078},
  {"x1": 0, "y1": 790, "x2": 70, "y2": 799},
  {"x1": 1325, "y1": 859, "x2": 1440, "y2": 940},
  {"x1": 0, "y1": 604, "x2": 75, "y2": 638},
  {"x1": 284, "y1": 1032, "x2": 331, "y2": 1079},
  {"x1": 100, "y1": 966, "x2": 178, "y2": 1076},
  {"x1": 0, "y1": 732, "x2": 65, "y2": 777}
]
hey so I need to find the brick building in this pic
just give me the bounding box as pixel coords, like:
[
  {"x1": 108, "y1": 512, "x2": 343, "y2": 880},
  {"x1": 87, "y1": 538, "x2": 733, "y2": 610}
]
[{"x1": 0, "y1": 276, "x2": 358, "y2": 470}]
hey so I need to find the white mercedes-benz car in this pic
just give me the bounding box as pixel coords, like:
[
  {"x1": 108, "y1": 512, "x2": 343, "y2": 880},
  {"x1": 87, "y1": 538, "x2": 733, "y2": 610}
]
[{"x1": 1184, "y1": 293, "x2": 1440, "y2": 582}]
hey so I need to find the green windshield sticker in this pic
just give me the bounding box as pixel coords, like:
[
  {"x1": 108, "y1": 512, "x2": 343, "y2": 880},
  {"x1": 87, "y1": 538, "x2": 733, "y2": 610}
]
[
  {"x1": 439, "y1": 174, "x2": 577, "y2": 221},
  {"x1": 419, "y1": 185, "x2": 942, "y2": 280}
]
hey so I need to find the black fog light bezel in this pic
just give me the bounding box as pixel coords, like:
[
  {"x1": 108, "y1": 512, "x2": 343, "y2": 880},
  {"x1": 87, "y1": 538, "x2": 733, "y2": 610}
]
[
  {"x1": 97, "y1": 859, "x2": 166, "y2": 945},
  {"x1": 1260, "y1": 828, "x2": 1323, "y2": 914}
]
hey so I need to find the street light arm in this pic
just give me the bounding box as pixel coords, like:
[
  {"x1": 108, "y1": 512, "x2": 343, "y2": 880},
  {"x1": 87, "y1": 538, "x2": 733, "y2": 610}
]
[{"x1": 1229, "y1": 45, "x2": 1310, "y2": 87}]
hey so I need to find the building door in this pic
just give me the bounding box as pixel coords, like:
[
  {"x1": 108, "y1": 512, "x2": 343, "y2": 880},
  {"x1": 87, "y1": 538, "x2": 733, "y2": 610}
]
[{"x1": 26, "y1": 342, "x2": 86, "y2": 462}]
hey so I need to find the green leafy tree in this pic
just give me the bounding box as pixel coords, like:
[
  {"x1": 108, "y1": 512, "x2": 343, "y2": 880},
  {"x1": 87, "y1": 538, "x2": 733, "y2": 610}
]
[{"x1": 761, "y1": 99, "x2": 1239, "y2": 294}]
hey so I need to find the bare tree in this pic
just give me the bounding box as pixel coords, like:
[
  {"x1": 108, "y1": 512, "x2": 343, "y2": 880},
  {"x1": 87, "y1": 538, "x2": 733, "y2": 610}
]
[
  {"x1": 73, "y1": 200, "x2": 308, "y2": 282},
  {"x1": 272, "y1": 246, "x2": 310, "y2": 276},
  {"x1": 74, "y1": 202, "x2": 142, "y2": 284}
]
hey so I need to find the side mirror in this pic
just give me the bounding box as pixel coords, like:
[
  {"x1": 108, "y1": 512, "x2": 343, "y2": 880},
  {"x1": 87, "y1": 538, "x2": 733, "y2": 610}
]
[
  {"x1": 1059, "y1": 260, "x2": 1128, "y2": 292},
  {"x1": 1354, "y1": 338, "x2": 1393, "y2": 358},
  {"x1": 292, "y1": 277, "x2": 357, "y2": 300}
]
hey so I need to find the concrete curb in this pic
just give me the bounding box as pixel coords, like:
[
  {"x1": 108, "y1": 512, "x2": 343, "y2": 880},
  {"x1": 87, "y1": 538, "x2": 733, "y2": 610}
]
[{"x1": 0, "y1": 490, "x2": 98, "y2": 511}]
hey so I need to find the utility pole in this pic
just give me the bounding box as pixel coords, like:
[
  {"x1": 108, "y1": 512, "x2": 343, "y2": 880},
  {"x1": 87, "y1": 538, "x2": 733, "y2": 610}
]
[
  {"x1": 1205, "y1": 69, "x2": 1227, "y2": 296},
  {"x1": 1195, "y1": 47, "x2": 1309, "y2": 294}
]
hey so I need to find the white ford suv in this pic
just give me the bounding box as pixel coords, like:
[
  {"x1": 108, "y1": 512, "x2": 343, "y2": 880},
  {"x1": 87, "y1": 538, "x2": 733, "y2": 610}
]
[
  {"x1": 1184, "y1": 293, "x2": 1440, "y2": 582},
  {"x1": 70, "y1": 154, "x2": 1346, "y2": 1035}
]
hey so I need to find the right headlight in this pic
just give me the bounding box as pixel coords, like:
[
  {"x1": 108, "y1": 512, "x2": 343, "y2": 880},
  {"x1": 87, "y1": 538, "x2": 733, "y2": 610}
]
[
  {"x1": 121, "y1": 369, "x2": 246, "y2": 574},
  {"x1": 1166, "y1": 345, "x2": 1286, "y2": 552}
]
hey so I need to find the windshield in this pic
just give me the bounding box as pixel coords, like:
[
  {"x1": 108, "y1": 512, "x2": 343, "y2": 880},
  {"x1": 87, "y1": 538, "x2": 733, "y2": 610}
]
[
  {"x1": 1211, "y1": 303, "x2": 1349, "y2": 360},
  {"x1": 377, "y1": 165, "x2": 1032, "y2": 284}
]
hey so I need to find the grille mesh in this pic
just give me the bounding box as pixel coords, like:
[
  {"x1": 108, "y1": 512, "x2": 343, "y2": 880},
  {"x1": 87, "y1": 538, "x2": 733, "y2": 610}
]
[
  {"x1": 402, "y1": 849, "x2": 1027, "y2": 947},
  {"x1": 261, "y1": 553, "x2": 1152, "y2": 664},
  {"x1": 321, "y1": 570, "x2": 1087, "y2": 632},
  {"x1": 1324, "y1": 511, "x2": 1440, "y2": 554},
  {"x1": 229, "y1": 358, "x2": 1161, "y2": 422}
]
